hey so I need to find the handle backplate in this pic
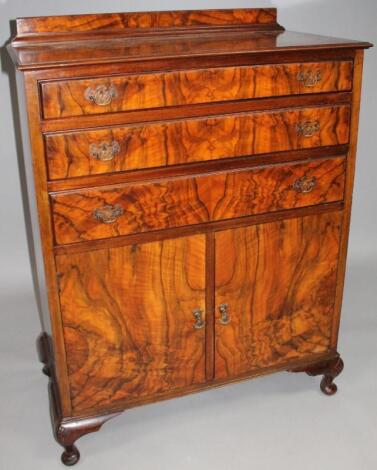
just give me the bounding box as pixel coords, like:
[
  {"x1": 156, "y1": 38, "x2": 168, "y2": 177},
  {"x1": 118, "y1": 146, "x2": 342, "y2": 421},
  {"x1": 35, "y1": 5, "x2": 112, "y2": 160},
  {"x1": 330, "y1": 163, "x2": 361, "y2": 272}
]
[
  {"x1": 85, "y1": 84, "x2": 117, "y2": 106},
  {"x1": 89, "y1": 140, "x2": 120, "y2": 161},
  {"x1": 297, "y1": 70, "x2": 322, "y2": 87},
  {"x1": 93, "y1": 204, "x2": 123, "y2": 224},
  {"x1": 296, "y1": 120, "x2": 320, "y2": 137},
  {"x1": 293, "y1": 176, "x2": 317, "y2": 193}
]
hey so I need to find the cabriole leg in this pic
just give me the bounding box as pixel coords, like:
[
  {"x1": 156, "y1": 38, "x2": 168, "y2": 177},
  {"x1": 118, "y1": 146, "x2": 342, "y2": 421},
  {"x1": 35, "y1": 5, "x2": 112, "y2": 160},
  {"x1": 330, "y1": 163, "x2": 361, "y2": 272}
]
[{"x1": 290, "y1": 354, "x2": 344, "y2": 395}]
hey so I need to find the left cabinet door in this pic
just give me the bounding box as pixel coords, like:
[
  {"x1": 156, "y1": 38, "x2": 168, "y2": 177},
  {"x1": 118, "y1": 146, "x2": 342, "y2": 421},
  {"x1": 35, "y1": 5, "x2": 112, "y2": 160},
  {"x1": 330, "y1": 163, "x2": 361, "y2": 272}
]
[{"x1": 56, "y1": 234, "x2": 206, "y2": 415}]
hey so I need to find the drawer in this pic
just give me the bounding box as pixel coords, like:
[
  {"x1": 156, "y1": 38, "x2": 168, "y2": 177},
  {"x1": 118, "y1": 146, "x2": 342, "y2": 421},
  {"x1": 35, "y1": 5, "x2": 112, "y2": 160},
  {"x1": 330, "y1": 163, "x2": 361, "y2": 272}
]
[
  {"x1": 40, "y1": 61, "x2": 353, "y2": 120},
  {"x1": 45, "y1": 105, "x2": 350, "y2": 180},
  {"x1": 51, "y1": 156, "x2": 345, "y2": 245}
]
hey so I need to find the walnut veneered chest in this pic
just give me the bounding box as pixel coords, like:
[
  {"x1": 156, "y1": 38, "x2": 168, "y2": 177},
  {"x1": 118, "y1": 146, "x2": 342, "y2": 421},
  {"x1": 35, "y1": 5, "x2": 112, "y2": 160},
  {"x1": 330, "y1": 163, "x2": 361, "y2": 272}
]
[{"x1": 7, "y1": 7, "x2": 372, "y2": 466}]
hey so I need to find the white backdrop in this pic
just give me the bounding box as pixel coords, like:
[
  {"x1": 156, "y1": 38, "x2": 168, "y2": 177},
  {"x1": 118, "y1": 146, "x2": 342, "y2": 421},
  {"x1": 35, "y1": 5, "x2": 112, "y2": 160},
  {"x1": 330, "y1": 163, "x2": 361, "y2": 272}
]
[{"x1": 0, "y1": 2, "x2": 376, "y2": 470}]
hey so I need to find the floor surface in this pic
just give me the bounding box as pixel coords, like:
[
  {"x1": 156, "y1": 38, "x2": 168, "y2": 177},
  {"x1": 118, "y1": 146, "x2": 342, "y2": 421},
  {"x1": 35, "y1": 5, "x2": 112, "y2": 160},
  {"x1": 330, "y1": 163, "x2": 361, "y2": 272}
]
[{"x1": 1, "y1": 255, "x2": 376, "y2": 470}]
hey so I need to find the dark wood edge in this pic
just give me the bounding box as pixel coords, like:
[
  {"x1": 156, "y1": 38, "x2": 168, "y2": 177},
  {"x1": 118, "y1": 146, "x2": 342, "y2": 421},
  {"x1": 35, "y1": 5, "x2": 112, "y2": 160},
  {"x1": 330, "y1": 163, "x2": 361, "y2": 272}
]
[
  {"x1": 29, "y1": 49, "x2": 358, "y2": 81},
  {"x1": 47, "y1": 147, "x2": 349, "y2": 192},
  {"x1": 205, "y1": 232, "x2": 215, "y2": 381},
  {"x1": 10, "y1": 42, "x2": 372, "y2": 71},
  {"x1": 41, "y1": 92, "x2": 352, "y2": 132},
  {"x1": 53, "y1": 203, "x2": 344, "y2": 256},
  {"x1": 67, "y1": 350, "x2": 339, "y2": 418}
]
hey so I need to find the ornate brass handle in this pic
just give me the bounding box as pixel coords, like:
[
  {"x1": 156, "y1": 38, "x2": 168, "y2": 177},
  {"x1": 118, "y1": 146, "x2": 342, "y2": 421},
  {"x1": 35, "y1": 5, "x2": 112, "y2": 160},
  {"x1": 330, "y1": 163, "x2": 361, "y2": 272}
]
[
  {"x1": 85, "y1": 84, "x2": 117, "y2": 106},
  {"x1": 293, "y1": 176, "x2": 317, "y2": 193},
  {"x1": 193, "y1": 308, "x2": 205, "y2": 330},
  {"x1": 89, "y1": 141, "x2": 120, "y2": 161},
  {"x1": 297, "y1": 70, "x2": 322, "y2": 87},
  {"x1": 219, "y1": 303, "x2": 231, "y2": 325},
  {"x1": 296, "y1": 120, "x2": 320, "y2": 137},
  {"x1": 93, "y1": 204, "x2": 123, "y2": 224}
]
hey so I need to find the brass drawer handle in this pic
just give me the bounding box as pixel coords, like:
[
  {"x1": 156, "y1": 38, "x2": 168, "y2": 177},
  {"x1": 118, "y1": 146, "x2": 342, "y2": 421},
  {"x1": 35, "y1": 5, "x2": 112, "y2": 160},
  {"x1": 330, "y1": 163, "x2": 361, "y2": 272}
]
[
  {"x1": 219, "y1": 303, "x2": 231, "y2": 325},
  {"x1": 93, "y1": 204, "x2": 123, "y2": 224},
  {"x1": 296, "y1": 120, "x2": 320, "y2": 137},
  {"x1": 89, "y1": 141, "x2": 120, "y2": 161},
  {"x1": 85, "y1": 84, "x2": 117, "y2": 106},
  {"x1": 193, "y1": 308, "x2": 205, "y2": 330},
  {"x1": 293, "y1": 176, "x2": 317, "y2": 193},
  {"x1": 297, "y1": 70, "x2": 322, "y2": 87}
]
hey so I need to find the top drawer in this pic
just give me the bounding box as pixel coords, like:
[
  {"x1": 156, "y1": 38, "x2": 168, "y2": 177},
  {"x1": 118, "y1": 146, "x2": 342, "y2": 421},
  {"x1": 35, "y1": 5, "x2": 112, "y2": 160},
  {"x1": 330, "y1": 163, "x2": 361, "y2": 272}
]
[{"x1": 40, "y1": 61, "x2": 353, "y2": 119}]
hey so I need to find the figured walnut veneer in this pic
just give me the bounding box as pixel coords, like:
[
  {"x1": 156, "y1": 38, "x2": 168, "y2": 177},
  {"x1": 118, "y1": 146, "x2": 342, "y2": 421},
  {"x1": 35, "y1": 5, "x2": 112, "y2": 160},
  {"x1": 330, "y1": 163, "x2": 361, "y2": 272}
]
[
  {"x1": 56, "y1": 235, "x2": 206, "y2": 414},
  {"x1": 214, "y1": 212, "x2": 342, "y2": 378},
  {"x1": 45, "y1": 105, "x2": 350, "y2": 179},
  {"x1": 41, "y1": 61, "x2": 352, "y2": 119},
  {"x1": 51, "y1": 156, "x2": 345, "y2": 245},
  {"x1": 7, "y1": 6, "x2": 371, "y2": 466}
]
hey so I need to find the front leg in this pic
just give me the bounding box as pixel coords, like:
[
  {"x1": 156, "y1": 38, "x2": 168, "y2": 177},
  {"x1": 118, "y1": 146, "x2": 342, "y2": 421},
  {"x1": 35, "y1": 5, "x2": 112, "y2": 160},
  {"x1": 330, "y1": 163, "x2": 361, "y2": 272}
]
[
  {"x1": 54, "y1": 408, "x2": 121, "y2": 466},
  {"x1": 291, "y1": 354, "x2": 344, "y2": 395}
]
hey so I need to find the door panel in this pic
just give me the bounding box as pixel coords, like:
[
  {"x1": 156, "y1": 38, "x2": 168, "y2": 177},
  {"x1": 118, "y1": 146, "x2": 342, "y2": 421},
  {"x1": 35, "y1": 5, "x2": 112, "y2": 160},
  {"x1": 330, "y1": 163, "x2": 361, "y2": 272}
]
[
  {"x1": 214, "y1": 212, "x2": 342, "y2": 380},
  {"x1": 56, "y1": 234, "x2": 206, "y2": 415}
]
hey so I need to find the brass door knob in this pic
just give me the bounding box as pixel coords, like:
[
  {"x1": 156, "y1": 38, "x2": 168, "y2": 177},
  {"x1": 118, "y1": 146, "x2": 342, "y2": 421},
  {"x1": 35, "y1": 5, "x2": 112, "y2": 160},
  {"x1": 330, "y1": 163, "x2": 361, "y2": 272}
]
[
  {"x1": 193, "y1": 308, "x2": 205, "y2": 330},
  {"x1": 219, "y1": 303, "x2": 231, "y2": 325}
]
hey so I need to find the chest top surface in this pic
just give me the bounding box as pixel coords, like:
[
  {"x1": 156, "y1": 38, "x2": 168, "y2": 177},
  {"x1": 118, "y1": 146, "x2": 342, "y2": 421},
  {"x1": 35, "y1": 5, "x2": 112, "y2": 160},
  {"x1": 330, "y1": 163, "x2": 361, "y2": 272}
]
[{"x1": 8, "y1": 8, "x2": 372, "y2": 70}]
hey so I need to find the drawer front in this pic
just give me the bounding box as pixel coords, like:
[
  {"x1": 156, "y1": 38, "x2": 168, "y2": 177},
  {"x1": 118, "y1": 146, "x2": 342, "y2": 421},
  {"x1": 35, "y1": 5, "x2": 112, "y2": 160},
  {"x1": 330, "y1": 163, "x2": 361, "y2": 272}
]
[
  {"x1": 46, "y1": 105, "x2": 350, "y2": 180},
  {"x1": 51, "y1": 156, "x2": 345, "y2": 245},
  {"x1": 41, "y1": 61, "x2": 353, "y2": 119}
]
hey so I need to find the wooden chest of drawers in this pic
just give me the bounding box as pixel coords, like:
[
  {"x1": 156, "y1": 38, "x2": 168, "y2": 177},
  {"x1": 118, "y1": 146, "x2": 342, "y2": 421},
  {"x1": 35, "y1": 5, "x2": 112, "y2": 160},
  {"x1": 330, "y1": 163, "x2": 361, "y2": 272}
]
[{"x1": 8, "y1": 8, "x2": 372, "y2": 466}]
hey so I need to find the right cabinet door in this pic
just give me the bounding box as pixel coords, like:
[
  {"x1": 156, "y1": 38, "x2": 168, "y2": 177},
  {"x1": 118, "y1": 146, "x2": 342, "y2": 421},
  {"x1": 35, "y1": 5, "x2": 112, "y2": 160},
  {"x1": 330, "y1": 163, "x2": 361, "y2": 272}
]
[{"x1": 214, "y1": 212, "x2": 342, "y2": 380}]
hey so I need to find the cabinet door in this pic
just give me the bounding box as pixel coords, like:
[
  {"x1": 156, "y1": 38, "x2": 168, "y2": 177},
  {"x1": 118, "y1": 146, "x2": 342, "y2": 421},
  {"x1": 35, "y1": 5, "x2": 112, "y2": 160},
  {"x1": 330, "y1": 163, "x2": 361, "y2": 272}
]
[
  {"x1": 214, "y1": 212, "x2": 342, "y2": 380},
  {"x1": 56, "y1": 235, "x2": 206, "y2": 415}
]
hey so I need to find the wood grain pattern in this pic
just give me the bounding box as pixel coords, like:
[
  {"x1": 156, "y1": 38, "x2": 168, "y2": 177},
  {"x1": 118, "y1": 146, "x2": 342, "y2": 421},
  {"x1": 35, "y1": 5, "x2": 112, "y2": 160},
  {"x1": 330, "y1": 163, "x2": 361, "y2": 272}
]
[
  {"x1": 51, "y1": 156, "x2": 345, "y2": 245},
  {"x1": 214, "y1": 212, "x2": 342, "y2": 379},
  {"x1": 41, "y1": 61, "x2": 352, "y2": 120},
  {"x1": 56, "y1": 234, "x2": 206, "y2": 414},
  {"x1": 16, "y1": 8, "x2": 277, "y2": 35},
  {"x1": 45, "y1": 105, "x2": 350, "y2": 180}
]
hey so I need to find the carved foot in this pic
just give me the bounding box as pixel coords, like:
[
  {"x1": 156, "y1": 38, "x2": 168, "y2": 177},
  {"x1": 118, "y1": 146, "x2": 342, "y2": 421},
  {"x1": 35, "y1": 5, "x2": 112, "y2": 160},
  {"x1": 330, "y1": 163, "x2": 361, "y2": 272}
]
[
  {"x1": 316, "y1": 357, "x2": 344, "y2": 395},
  {"x1": 41, "y1": 333, "x2": 122, "y2": 465},
  {"x1": 61, "y1": 445, "x2": 80, "y2": 466},
  {"x1": 291, "y1": 354, "x2": 344, "y2": 395},
  {"x1": 54, "y1": 413, "x2": 120, "y2": 466}
]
